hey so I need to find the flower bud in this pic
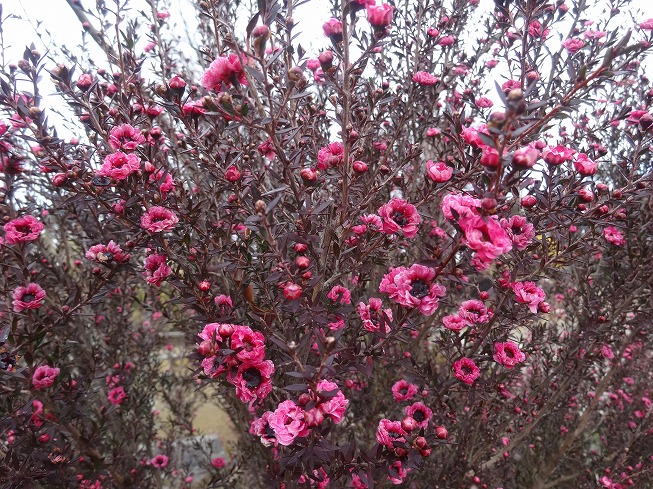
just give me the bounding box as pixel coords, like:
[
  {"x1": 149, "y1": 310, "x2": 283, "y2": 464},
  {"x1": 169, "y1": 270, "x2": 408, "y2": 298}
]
[{"x1": 436, "y1": 425, "x2": 449, "y2": 439}]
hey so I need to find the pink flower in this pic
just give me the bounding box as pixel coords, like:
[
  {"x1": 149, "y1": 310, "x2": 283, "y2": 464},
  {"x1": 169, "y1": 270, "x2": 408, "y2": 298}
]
[
  {"x1": 230, "y1": 359, "x2": 275, "y2": 402},
  {"x1": 512, "y1": 146, "x2": 539, "y2": 168},
  {"x1": 493, "y1": 342, "x2": 526, "y2": 368},
  {"x1": 323, "y1": 18, "x2": 343, "y2": 39},
  {"x1": 230, "y1": 326, "x2": 266, "y2": 362},
  {"x1": 317, "y1": 141, "x2": 344, "y2": 169},
  {"x1": 86, "y1": 241, "x2": 130, "y2": 264},
  {"x1": 96, "y1": 152, "x2": 141, "y2": 180},
  {"x1": 12, "y1": 283, "x2": 46, "y2": 312},
  {"x1": 426, "y1": 160, "x2": 453, "y2": 183},
  {"x1": 573, "y1": 153, "x2": 598, "y2": 175},
  {"x1": 250, "y1": 411, "x2": 278, "y2": 446},
  {"x1": 562, "y1": 38, "x2": 585, "y2": 53},
  {"x1": 639, "y1": 18, "x2": 653, "y2": 30},
  {"x1": 109, "y1": 124, "x2": 145, "y2": 151},
  {"x1": 315, "y1": 379, "x2": 349, "y2": 423},
  {"x1": 377, "y1": 198, "x2": 421, "y2": 238},
  {"x1": 327, "y1": 285, "x2": 351, "y2": 304},
  {"x1": 257, "y1": 139, "x2": 276, "y2": 160},
  {"x1": 211, "y1": 457, "x2": 225, "y2": 469},
  {"x1": 527, "y1": 20, "x2": 550, "y2": 38},
  {"x1": 601, "y1": 345, "x2": 614, "y2": 359},
  {"x1": 77, "y1": 73, "x2": 93, "y2": 90},
  {"x1": 150, "y1": 454, "x2": 169, "y2": 468},
  {"x1": 460, "y1": 215, "x2": 512, "y2": 269},
  {"x1": 603, "y1": 226, "x2": 625, "y2": 246},
  {"x1": 4, "y1": 215, "x2": 44, "y2": 244},
  {"x1": 388, "y1": 460, "x2": 408, "y2": 484},
  {"x1": 485, "y1": 59, "x2": 499, "y2": 68},
  {"x1": 500, "y1": 215, "x2": 535, "y2": 250},
  {"x1": 453, "y1": 357, "x2": 480, "y2": 385},
  {"x1": 32, "y1": 365, "x2": 60, "y2": 389},
  {"x1": 461, "y1": 124, "x2": 489, "y2": 147},
  {"x1": 442, "y1": 314, "x2": 467, "y2": 331},
  {"x1": 458, "y1": 299, "x2": 489, "y2": 323},
  {"x1": 502, "y1": 79, "x2": 521, "y2": 93},
  {"x1": 404, "y1": 402, "x2": 433, "y2": 429},
  {"x1": 541, "y1": 145, "x2": 576, "y2": 165},
  {"x1": 439, "y1": 35, "x2": 455, "y2": 46},
  {"x1": 149, "y1": 170, "x2": 175, "y2": 197},
  {"x1": 476, "y1": 97, "x2": 494, "y2": 108},
  {"x1": 480, "y1": 146, "x2": 500, "y2": 168},
  {"x1": 283, "y1": 282, "x2": 302, "y2": 300},
  {"x1": 182, "y1": 99, "x2": 207, "y2": 116},
  {"x1": 376, "y1": 419, "x2": 407, "y2": 448},
  {"x1": 391, "y1": 379, "x2": 418, "y2": 401},
  {"x1": 140, "y1": 206, "x2": 178, "y2": 233},
  {"x1": 584, "y1": 30, "x2": 606, "y2": 40},
  {"x1": 426, "y1": 127, "x2": 440, "y2": 137},
  {"x1": 412, "y1": 71, "x2": 440, "y2": 85},
  {"x1": 268, "y1": 400, "x2": 309, "y2": 446},
  {"x1": 512, "y1": 281, "x2": 546, "y2": 313},
  {"x1": 144, "y1": 253, "x2": 172, "y2": 286},
  {"x1": 358, "y1": 297, "x2": 393, "y2": 332},
  {"x1": 201, "y1": 54, "x2": 247, "y2": 90},
  {"x1": 366, "y1": 4, "x2": 393, "y2": 27},
  {"x1": 108, "y1": 386, "x2": 127, "y2": 405},
  {"x1": 379, "y1": 264, "x2": 446, "y2": 316},
  {"x1": 441, "y1": 192, "x2": 481, "y2": 220}
]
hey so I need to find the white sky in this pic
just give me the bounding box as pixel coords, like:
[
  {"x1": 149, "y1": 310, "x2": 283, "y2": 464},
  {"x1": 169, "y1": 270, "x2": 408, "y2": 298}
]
[{"x1": 3, "y1": 0, "x2": 653, "y2": 140}]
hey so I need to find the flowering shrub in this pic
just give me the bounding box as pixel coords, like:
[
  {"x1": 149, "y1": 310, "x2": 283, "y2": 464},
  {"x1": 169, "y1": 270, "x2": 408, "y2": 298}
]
[{"x1": 1, "y1": 0, "x2": 653, "y2": 487}]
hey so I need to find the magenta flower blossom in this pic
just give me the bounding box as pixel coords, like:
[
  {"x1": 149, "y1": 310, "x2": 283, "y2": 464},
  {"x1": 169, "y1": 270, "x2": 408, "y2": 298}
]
[
  {"x1": 493, "y1": 341, "x2": 526, "y2": 368},
  {"x1": 322, "y1": 18, "x2": 343, "y2": 38},
  {"x1": 512, "y1": 145, "x2": 539, "y2": 168},
  {"x1": 317, "y1": 141, "x2": 344, "y2": 169},
  {"x1": 511, "y1": 281, "x2": 546, "y2": 313},
  {"x1": 268, "y1": 400, "x2": 309, "y2": 446},
  {"x1": 442, "y1": 314, "x2": 468, "y2": 331},
  {"x1": 640, "y1": 18, "x2": 653, "y2": 30},
  {"x1": 441, "y1": 192, "x2": 481, "y2": 220},
  {"x1": 412, "y1": 71, "x2": 440, "y2": 85},
  {"x1": 96, "y1": 152, "x2": 141, "y2": 180},
  {"x1": 12, "y1": 283, "x2": 46, "y2": 312},
  {"x1": 376, "y1": 418, "x2": 407, "y2": 448},
  {"x1": 377, "y1": 198, "x2": 421, "y2": 238},
  {"x1": 453, "y1": 357, "x2": 480, "y2": 385},
  {"x1": 230, "y1": 359, "x2": 275, "y2": 402},
  {"x1": 603, "y1": 226, "x2": 625, "y2": 246},
  {"x1": 541, "y1": 145, "x2": 576, "y2": 165},
  {"x1": 211, "y1": 457, "x2": 226, "y2": 469},
  {"x1": 4, "y1": 215, "x2": 44, "y2": 244},
  {"x1": 150, "y1": 454, "x2": 169, "y2": 468},
  {"x1": 327, "y1": 285, "x2": 352, "y2": 304},
  {"x1": 32, "y1": 365, "x2": 60, "y2": 390},
  {"x1": 230, "y1": 326, "x2": 266, "y2": 363},
  {"x1": 315, "y1": 379, "x2": 349, "y2": 423},
  {"x1": 86, "y1": 240, "x2": 130, "y2": 264},
  {"x1": 379, "y1": 264, "x2": 446, "y2": 316},
  {"x1": 108, "y1": 386, "x2": 128, "y2": 405},
  {"x1": 573, "y1": 153, "x2": 598, "y2": 175},
  {"x1": 201, "y1": 54, "x2": 247, "y2": 90},
  {"x1": 358, "y1": 297, "x2": 393, "y2": 332},
  {"x1": 140, "y1": 206, "x2": 178, "y2": 233},
  {"x1": 250, "y1": 411, "x2": 278, "y2": 446},
  {"x1": 426, "y1": 160, "x2": 453, "y2": 183},
  {"x1": 366, "y1": 4, "x2": 393, "y2": 27},
  {"x1": 391, "y1": 379, "x2": 418, "y2": 401},
  {"x1": 150, "y1": 170, "x2": 175, "y2": 197},
  {"x1": 562, "y1": 38, "x2": 585, "y2": 53},
  {"x1": 404, "y1": 401, "x2": 433, "y2": 429},
  {"x1": 257, "y1": 139, "x2": 276, "y2": 160},
  {"x1": 458, "y1": 299, "x2": 489, "y2": 324},
  {"x1": 460, "y1": 215, "x2": 512, "y2": 269},
  {"x1": 143, "y1": 253, "x2": 172, "y2": 286},
  {"x1": 109, "y1": 124, "x2": 145, "y2": 151},
  {"x1": 500, "y1": 215, "x2": 535, "y2": 250},
  {"x1": 476, "y1": 97, "x2": 494, "y2": 108},
  {"x1": 460, "y1": 124, "x2": 489, "y2": 147}
]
